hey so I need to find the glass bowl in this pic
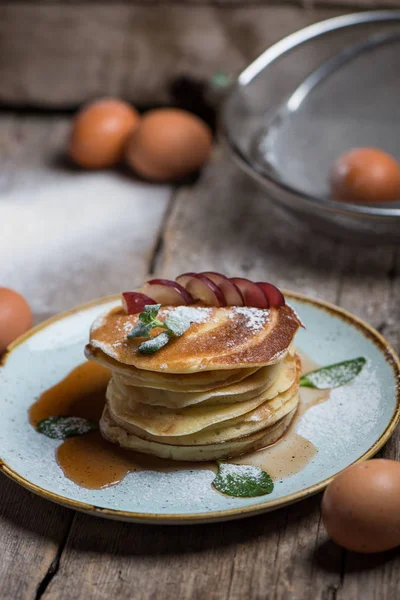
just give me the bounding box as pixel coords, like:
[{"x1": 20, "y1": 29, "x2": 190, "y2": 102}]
[{"x1": 221, "y1": 11, "x2": 400, "y2": 242}]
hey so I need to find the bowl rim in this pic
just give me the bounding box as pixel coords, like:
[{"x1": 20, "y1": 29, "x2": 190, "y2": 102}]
[{"x1": 221, "y1": 10, "x2": 400, "y2": 219}]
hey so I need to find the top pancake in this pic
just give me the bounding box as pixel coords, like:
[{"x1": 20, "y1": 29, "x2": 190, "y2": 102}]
[{"x1": 87, "y1": 304, "x2": 301, "y2": 374}]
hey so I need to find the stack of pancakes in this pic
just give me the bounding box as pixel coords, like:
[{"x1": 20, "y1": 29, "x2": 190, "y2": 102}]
[{"x1": 85, "y1": 304, "x2": 302, "y2": 461}]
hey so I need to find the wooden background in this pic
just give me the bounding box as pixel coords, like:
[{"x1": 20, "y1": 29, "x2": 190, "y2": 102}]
[
  {"x1": 1, "y1": 2, "x2": 400, "y2": 599},
  {"x1": 1, "y1": 2, "x2": 399, "y2": 109},
  {"x1": 3, "y1": 0, "x2": 400, "y2": 5}
]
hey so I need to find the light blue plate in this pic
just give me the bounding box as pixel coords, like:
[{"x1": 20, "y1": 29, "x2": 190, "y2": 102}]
[{"x1": 0, "y1": 293, "x2": 399, "y2": 524}]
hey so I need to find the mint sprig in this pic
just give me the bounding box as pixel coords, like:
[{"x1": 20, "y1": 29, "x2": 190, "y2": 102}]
[
  {"x1": 139, "y1": 304, "x2": 163, "y2": 327},
  {"x1": 37, "y1": 416, "x2": 98, "y2": 439},
  {"x1": 127, "y1": 321, "x2": 153, "y2": 339},
  {"x1": 300, "y1": 357, "x2": 366, "y2": 389},
  {"x1": 127, "y1": 305, "x2": 193, "y2": 354},
  {"x1": 138, "y1": 332, "x2": 170, "y2": 354},
  {"x1": 213, "y1": 461, "x2": 274, "y2": 498},
  {"x1": 164, "y1": 312, "x2": 191, "y2": 336}
]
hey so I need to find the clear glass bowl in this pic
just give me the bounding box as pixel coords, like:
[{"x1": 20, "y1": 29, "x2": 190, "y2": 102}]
[{"x1": 221, "y1": 11, "x2": 400, "y2": 242}]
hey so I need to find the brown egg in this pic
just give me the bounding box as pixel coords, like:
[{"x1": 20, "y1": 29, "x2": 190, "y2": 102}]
[
  {"x1": 125, "y1": 108, "x2": 213, "y2": 181},
  {"x1": 68, "y1": 98, "x2": 140, "y2": 169},
  {"x1": 0, "y1": 288, "x2": 33, "y2": 354},
  {"x1": 330, "y1": 147, "x2": 400, "y2": 204},
  {"x1": 322, "y1": 459, "x2": 400, "y2": 553}
]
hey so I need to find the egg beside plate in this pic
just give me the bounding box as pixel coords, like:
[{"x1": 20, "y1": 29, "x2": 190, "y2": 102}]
[
  {"x1": 322, "y1": 459, "x2": 400, "y2": 553},
  {"x1": 0, "y1": 288, "x2": 32, "y2": 355}
]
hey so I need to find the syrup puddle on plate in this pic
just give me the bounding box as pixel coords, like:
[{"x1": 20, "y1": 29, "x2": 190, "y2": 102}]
[
  {"x1": 28, "y1": 350, "x2": 329, "y2": 490},
  {"x1": 29, "y1": 362, "x2": 210, "y2": 489}
]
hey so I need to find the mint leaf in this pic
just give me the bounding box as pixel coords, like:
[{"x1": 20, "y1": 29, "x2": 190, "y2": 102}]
[
  {"x1": 37, "y1": 416, "x2": 98, "y2": 439},
  {"x1": 164, "y1": 312, "x2": 191, "y2": 337},
  {"x1": 127, "y1": 321, "x2": 153, "y2": 338},
  {"x1": 300, "y1": 357, "x2": 366, "y2": 389},
  {"x1": 212, "y1": 462, "x2": 274, "y2": 498},
  {"x1": 129, "y1": 305, "x2": 195, "y2": 354},
  {"x1": 139, "y1": 332, "x2": 170, "y2": 354},
  {"x1": 139, "y1": 304, "x2": 162, "y2": 326}
]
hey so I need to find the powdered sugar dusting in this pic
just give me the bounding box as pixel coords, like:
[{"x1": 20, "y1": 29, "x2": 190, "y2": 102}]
[
  {"x1": 38, "y1": 416, "x2": 96, "y2": 439},
  {"x1": 165, "y1": 306, "x2": 213, "y2": 324},
  {"x1": 110, "y1": 320, "x2": 137, "y2": 348},
  {"x1": 269, "y1": 348, "x2": 289, "y2": 363},
  {"x1": 218, "y1": 463, "x2": 266, "y2": 482},
  {"x1": 229, "y1": 307, "x2": 270, "y2": 332}
]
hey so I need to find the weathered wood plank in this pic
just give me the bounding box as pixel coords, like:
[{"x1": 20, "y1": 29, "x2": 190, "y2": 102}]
[
  {"x1": 42, "y1": 497, "x2": 342, "y2": 600},
  {"x1": 0, "y1": 473, "x2": 73, "y2": 599},
  {"x1": 337, "y1": 247, "x2": 396, "y2": 338},
  {"x1": 1, "y1": 1, "x2": 399, "y2": 6},
  {"x1": 0, "y1": 115, "x2": 171, "y2": 320},
  {"x1": 0, "y1": 5, "x2": 345, "y2": 108},
  {"x1": 338, "y1": 547, "x2": 400, "y2": 600}
]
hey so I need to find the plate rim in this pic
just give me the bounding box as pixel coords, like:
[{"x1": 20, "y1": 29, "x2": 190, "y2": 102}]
[{"x1": 1, "y1": 292, "x2": 400, "y2": 524}]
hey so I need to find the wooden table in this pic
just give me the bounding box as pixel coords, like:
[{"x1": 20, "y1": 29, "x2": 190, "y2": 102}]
[{"x1": 1, "y1": 4, "x2": 400, "y2": 599}]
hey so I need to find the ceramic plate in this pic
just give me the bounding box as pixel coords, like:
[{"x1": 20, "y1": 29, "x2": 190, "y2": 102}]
[{"x1": 1, "y1": 293, "x2": 399, "y2": 524}]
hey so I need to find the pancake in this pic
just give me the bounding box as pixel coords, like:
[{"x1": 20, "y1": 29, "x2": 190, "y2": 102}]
[
  {"x1": 100, "y1": 405, "x2": 297, "y2": 461},
  {"x1": 106, "y1": 369, "x2": 299, "y2": 445},
  {"x1": 85, "y1": 345, "x2": 258, "y2": 392},
  {"x1": 107, "y1": 362, "x2": 296, "y2": 437},
  {"x1": 88, "y1": 304, "x2": 301, "y2": 373},
  {"x1": 106, "y1": 352, "x2": 298, "y2": 438},
  {"x1": 111, "y1": 349, "x2": 297, "y2": 409}
]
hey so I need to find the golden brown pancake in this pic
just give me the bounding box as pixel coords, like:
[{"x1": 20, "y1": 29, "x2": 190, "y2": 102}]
[
  {"x1": 88, "y1": 304, "x2": 301, "y2": 373},
  {"x1": 106, "y1": 377, "x2": 274, "y2": 436},
  {"x1": 107, "y1": 378, "x2": 298, "y2": 443},
  {"x1": 110, "y1": 350, "x2": 297, "y2": 409},
  {"x1": 100, "y1": 405, "x2": 297, "y2": 461},
  {"x1": 106, "y1": 358, "x2": 300, "y2": 442}
]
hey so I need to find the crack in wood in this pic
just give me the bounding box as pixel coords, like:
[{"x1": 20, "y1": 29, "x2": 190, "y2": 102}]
[
  {"x1": 323, "y1": 584, "x2": 339, "y2": 600},
  {"x1": 0, "y1": 104, "x2": 78, "y2": 116},
  {"x1": 339, "y1": 548, "x2": 346, "y2": 586},
  {"x1": 387, "y1": 250, "x2": 398, "y2": 283},
  {"x1": 0, "y1": 1, "x2": 318, "y2": 5},
  {"x1": 34, "y1": 514, "x2": 75, "y2": 600},
  {"x1": 148, "y1": 187, "x2": 184, "y2": 276},
  {"x1": 224, "y1": 547, "x2": 238, "y2": 600}
]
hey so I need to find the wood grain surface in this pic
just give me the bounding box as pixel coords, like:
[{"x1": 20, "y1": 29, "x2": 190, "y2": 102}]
[
  {"x1": 1, "y1": 3, "x2": 400, "y2": 599},
  {"x1": 0, "y1": 4, "x2": 345, "y2": 108},
  {"x1": 2, "y1": 0, "x2": 399, "y2": 5}
]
